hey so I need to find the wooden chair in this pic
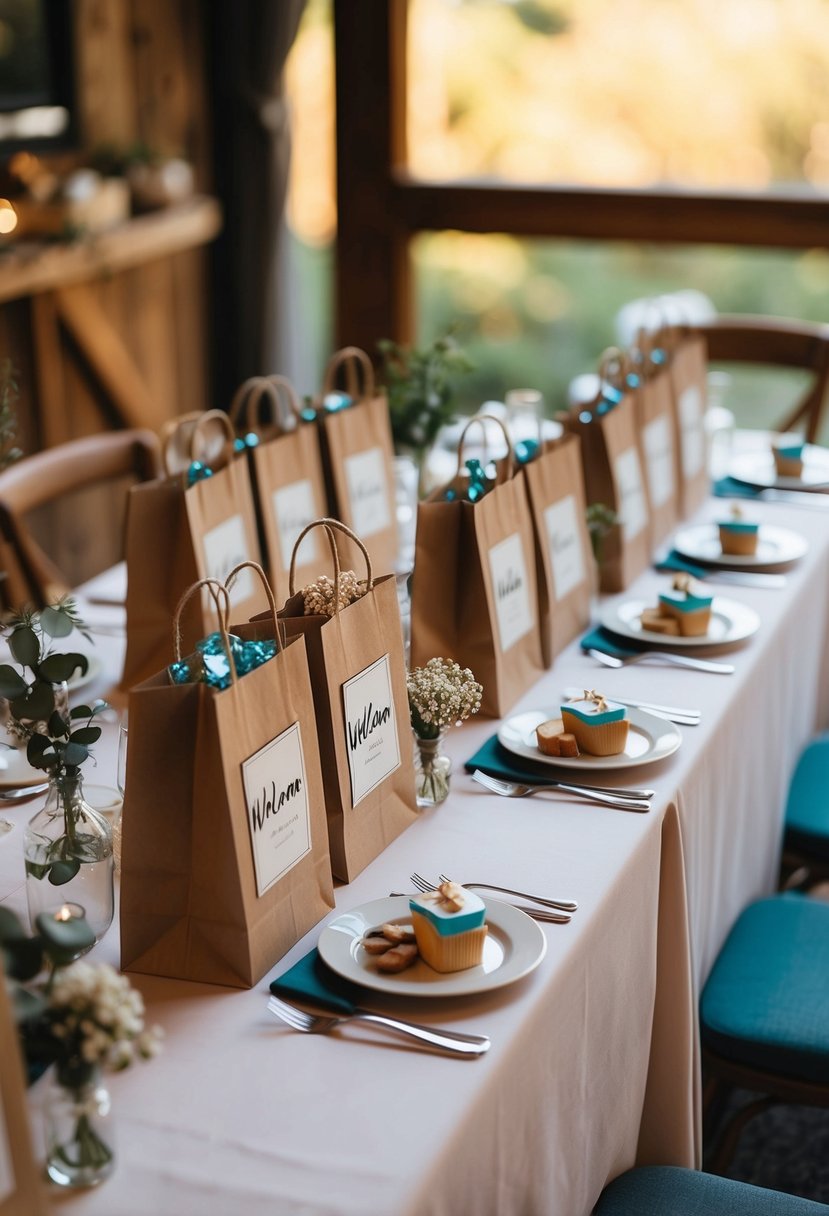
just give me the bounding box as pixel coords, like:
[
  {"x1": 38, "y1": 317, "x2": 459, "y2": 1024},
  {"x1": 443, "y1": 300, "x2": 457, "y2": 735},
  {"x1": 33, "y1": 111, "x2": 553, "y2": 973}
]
[
  {"x1": 0, "y1": 429, "x2": 161, "y2": 610},
  {"x1": 595, "y1": 1165, "x2": 827, "y2": 1214},
  {"x1": 700, "y1": 894, "x2": 829, "y2": 1173},
  {"x1": 698, "y1": 315, "x2": 829, "y2": 443}
]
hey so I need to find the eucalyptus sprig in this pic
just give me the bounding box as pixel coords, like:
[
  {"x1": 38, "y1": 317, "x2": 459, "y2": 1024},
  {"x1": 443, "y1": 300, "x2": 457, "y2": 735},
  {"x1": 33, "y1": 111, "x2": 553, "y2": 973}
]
[
  {"x1": 0, "y1": 599, "x2": 102, "y2": 778},
  {"x1": 378, "y1": 332, "x2": 474, "y2": 462},
  {"x1": 586, "y1": 503, "x2": 620, "y2": 565}
]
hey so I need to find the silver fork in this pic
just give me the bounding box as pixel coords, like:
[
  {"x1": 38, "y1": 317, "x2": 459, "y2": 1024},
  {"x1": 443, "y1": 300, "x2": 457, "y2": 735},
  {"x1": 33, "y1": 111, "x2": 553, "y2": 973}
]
[
  {"x1": 588, "y1": 647, "x2": 735, "y2": 675},
  {"x1": 411, "y1": 871, "x2": 577, "y2": 914},
  {"x1": 472, "y1": 769, "x2": 651, "y2": 813},
  {"x1": 266, "y1": 995, "x2": 490, "y2": 1056},
  {"x1": 562, "y1": 686, "x2": 700, "y2": 726},
  {"x1": 394, "y1": 882, "x2": 570, "y2": 923}
]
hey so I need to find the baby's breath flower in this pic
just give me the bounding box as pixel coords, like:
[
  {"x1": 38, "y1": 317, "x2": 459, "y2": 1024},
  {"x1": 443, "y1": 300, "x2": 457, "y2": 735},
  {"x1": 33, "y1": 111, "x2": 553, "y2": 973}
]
[
  {"x1": 301, "y1": 571, "x2": 367, "y2": 618},
  {"x1": 407, "y1": 657, "x2": 482, "y2": 740},
  {"x1": 46, "y1": 961, "x2": 161, "y2": 1076}
]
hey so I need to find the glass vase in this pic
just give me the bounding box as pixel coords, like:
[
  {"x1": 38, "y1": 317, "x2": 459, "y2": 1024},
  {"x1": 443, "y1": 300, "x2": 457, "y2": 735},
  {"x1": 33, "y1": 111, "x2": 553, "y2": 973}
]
[
  {"x1": 413, "y1": 731, "x2": 452, "y2": 808},
  {"x1": 24, "y1": 769, "x2": 114, "y2": 945},
  {"x1": 45, "y1": 1065, "x2": 115, "y2": 1188}
]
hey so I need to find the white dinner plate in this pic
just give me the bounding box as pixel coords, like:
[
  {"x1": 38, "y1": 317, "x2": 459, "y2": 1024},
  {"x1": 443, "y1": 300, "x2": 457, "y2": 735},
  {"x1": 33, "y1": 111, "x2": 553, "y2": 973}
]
[
  {"x1": 498, "y1": 706, "x2": 681, "y2": 772},
  {"x1": 673, "y1": 523, "x2": 808, "y2": 569},
  {"x1": 729, "y1": 446, "x2": 829, "y2": 491},
  {"x1": 599, "y1": 596, "x2": 760, "y2": 648},
  {"x1": 0, "y1": 745, "x2": 47, "y2": 789},
  {"x1": 317, "y1": 896, "x2": 547, "y2": 999}
]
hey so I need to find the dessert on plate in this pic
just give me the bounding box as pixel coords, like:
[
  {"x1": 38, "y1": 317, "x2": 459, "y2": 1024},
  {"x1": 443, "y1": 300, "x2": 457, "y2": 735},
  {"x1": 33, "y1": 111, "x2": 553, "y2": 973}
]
[
  {"x1": 536, "y1": 721, "x2": 579, "y2": 757},
  {"x1": 409, "y1": 881, "x2": 488, "y2": 973},
  {"x1": 772, "y1": 436, "x2": 805, "y2": 478},
  {"x1": 718, "y1": 503, "x2": 759, "y2": 556},
  {"x1": 651, "y1": 573, "x2": 713, "y2": 637},
  {"x1": 560, "y1": 689, "x2": 629, "y2": 757}
]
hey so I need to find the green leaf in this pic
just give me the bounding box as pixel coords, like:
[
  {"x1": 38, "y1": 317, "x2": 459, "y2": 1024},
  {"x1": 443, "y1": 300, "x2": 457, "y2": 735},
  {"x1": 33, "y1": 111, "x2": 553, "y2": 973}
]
[
  {"x1": 3, "y1": 935, "x2": 43, "y2": 981},
  {"x1": 0, "y1": 664, "x2": 27, "y2": 700},
  {"x1": 11, "y1": 680, "x2": 54, "y2": 722},
  {"x1": 38, "y1": 653, "x2": 88, "y2": 683},
  {"x1": 47, "y1": 858, "x2": 81, "y2": 886},
  {"x1": 24, "y1": 860, "x2": 50, "y2": 881},
  {"x1": 62, "y1": 741, "x2": 89, "y2": 767},
  {"x1": 36, "y1": 910, "x2": 95, "y2": 961},
  {"x1": 39, "y1": 606, "x2": 73, "y2": 638},
  {"x1": 69, "y1": 704, "x2": 93, "y2": 720},
  {"x1": 9, "y1": 982, "x2": 46, "y2": 1025},
  {"x1": 0, "y1": 906, "x2": 25, "y2": 944},
  {"x1": 69, "y1": 726, "x2": 101, "y2": 746},
  {"x1": 8, "y1": 626, "x2": 40, "y2": 668},
  {"x1": 48, "y1": 710, "x2": 69, "y2": 738}
]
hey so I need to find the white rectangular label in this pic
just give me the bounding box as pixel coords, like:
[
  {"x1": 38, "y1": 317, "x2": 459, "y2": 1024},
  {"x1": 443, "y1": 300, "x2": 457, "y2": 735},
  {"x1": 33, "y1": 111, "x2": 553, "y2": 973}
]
[
  {"x1": 344, "y1": 447, "x2": 391, "y2": 538},
  {"x1": 614, "y1": 447, "x2": 648, "y2": 542},
  {"x1": 242, "y1": 722, "x2": 312, "y2": 898},
  {"x1": 679, "y1": 385, "x2": 705, "y2": 478},
  {"x1": 342, "y1": 655, "x2": 401, "y2": 807},
  {"x1": 488, "y1": 532, "x2": 535, "y2": 652},
  {"x1": 272, "y1": 479, "x2": 319, "y2": 572},
  {"x1": 544, "y1": 494, "x2": 586, "y2": 600},
  {"x1": 643, "y1": 415, "x2": 675, "y2": 507},
  {"x1": 202, "y1": 514, "x2": 253, "y2": 604}
]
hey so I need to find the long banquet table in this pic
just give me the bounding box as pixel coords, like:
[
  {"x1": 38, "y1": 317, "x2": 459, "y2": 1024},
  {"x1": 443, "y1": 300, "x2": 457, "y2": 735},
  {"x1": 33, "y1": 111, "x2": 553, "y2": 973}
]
[{"x1": 2, "y1": 488, "x2": 829, "y2": 1216}]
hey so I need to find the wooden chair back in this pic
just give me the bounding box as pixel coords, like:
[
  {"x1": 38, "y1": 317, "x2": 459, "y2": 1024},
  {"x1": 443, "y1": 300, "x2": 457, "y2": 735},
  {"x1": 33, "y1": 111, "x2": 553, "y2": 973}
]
[
  {"x1": 0, "y1": 429, "x2": 161, "y2": 610},
  {"x1": 699, "y1": 315, "x2": 829, "y2": 443}
]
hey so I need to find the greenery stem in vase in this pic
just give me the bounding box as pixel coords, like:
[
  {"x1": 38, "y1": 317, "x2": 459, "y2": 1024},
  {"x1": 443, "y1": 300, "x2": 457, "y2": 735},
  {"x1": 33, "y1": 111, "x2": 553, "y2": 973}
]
[
  {"x1": 0, "y1": 600, "x2": 114, "y2": 943},
  {"x1": 407, "y1": 658, "x2": 482, "y2": 808}
]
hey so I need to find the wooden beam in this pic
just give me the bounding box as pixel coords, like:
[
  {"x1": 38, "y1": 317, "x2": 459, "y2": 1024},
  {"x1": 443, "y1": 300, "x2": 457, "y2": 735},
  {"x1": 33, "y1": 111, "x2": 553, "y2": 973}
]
[
  {"x1": 0, "y1": 196, "x2": 222, "y2": 306},
  {"x1": 30, "y1": 294, "x2": 70, "y2": 447},
  {"x1": 54, "y1": 283, "x2": 164, "y2": 430},
  {"x1": 390, "y1": 177, "x2": 829, "y2": 250},
  {"x1": 334, "y1": 0, "x2": 412, "y2": 350}
]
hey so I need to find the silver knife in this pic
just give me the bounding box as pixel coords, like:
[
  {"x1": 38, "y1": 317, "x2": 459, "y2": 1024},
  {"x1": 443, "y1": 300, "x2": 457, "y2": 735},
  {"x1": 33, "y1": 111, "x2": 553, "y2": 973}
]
[
  {"x1": 758, "y1": 488, "x2": 829, "y2": 509},
  {"x1": 697, "y1": 570, "x2": 786, "y2": 589}
]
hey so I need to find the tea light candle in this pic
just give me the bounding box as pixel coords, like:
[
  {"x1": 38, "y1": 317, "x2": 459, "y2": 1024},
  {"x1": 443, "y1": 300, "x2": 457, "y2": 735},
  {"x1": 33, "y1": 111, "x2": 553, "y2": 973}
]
[{"x1": 51, "y1": 902, "x2": 85, "y2": 924}]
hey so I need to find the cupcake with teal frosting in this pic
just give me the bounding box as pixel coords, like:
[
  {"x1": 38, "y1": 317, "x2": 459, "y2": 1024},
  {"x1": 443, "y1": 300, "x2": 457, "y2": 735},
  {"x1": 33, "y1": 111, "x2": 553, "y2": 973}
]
[
  {"x1": 718, "y1": 503, "x2": 759, "y2": 556},
  {"x1": 772, "y1": 435, "x2": 805, "y2": 478},
  {"x1": 658, "y1": 573, "x2": 713, "y2": 637},
  {"x1": 409, "y1": 882, "x2": 488, "y2": 973},
  {"x1": 561, "y1": 689, "x2": 629, "y2": 756}
]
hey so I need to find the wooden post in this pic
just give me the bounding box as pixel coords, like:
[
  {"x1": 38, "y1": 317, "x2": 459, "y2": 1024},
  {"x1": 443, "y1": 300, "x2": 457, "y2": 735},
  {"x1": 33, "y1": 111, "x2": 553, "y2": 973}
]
[{"x1": 333, "y1": 0, "x2": 412, "y2": 352}]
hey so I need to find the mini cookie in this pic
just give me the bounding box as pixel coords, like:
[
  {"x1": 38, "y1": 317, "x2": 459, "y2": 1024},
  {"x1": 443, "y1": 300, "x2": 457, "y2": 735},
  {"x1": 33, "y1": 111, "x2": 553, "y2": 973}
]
[
  {"x1": 536, "y1": 719, "x2": 564, "y2": 755},
  {"x1": 375, "y1": 943, "x2": 419, "y2": 973},
  {"x1": 640, "y1": 608, "x2": 680, "y2": 636}
]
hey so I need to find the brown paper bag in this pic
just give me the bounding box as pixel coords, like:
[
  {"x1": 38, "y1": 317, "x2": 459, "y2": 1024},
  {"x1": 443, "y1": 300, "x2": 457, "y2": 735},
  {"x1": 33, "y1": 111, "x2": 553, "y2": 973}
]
[
  {"x1": 229, "y1": 376, "x2": 329, "y2": 603},
  {"x1": 563, "y1": 350, "x2": 652, "y2": 592},
  {"x1": 410, "y1": 417, "x2": 544, "y2": 718},
  {"x1": 121, "y1": 573, "x2": 335, "y2": 989},
  {"x1": 521, "y1": 431, "x2": 592, "y2": 665},
  {"x1": 317, "y1": 347, "x2": 399, "y2": 574},
  {"x1": 666, "y1": 324, "x2": 709, "y2": 516},
  {"x1": 122, "y1": 410, "x2": 267, "y2": 690},
  {"x1": 242, "y1": 520, "x2": 416, "y2": 883},
  {"x1": 631, "y1": 327, "x2": 680, "y2": 548}
]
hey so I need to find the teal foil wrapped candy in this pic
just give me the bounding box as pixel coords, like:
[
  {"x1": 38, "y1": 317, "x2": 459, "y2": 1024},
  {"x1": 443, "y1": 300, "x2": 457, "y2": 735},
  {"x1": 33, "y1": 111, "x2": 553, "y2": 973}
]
[
  {"x1": 322, "y1": 391, "x2": 353, "y2": 414},
  {"x1": 187, "y1": 460, "x2": 214, "y2": 487},
  {"x1": 233, "y1": 432, "x2": 260, "y2": 454},
  {"x1": 168, "y1": 631, "x2": 277, "y2": 690}
]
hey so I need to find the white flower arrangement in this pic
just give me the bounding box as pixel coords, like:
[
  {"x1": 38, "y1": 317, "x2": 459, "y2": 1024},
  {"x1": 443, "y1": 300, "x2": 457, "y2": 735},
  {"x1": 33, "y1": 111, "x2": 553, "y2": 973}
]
[
  {"x1": 407, "y1": 657, "x2": 482, "y2": 741},
  {"x1": 47, "y1": 962, "x2": 163, "y2": 1077},
  {"x1": 301, "y1": 571, "x2": 367, "y2": 618}
]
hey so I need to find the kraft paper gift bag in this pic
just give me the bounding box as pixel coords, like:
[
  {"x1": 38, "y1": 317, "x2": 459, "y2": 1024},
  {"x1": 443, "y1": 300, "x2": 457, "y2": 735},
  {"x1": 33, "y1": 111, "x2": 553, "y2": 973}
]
[
  {"x1": 241, "y1": 520, "x2": 416, "y2": 883},
  {"x1": 316, "y1": 346, "x2": 399, "y2": 574},
  {"x1": 122, "y1": 410, "x2": 267, "y2": 690},
  {"x1": 562, "y1": 350, "x2": 652, "y2": 593},
  {"x1": 410, "y1": 417, "x2": 545, "y2": 718},
  {"x1": 666, "y1": 324, "x2": 709, "y2": 516},
  {"x1": 229, "y1": 376, "x2": 329, "y2": 604},
  {"x1": 631, "y1": 326, "x2": 680, "y2": 548},
  {"x1": 521, "y1": 431, "x2": 592, "y2": 666},
  {"x1": 121, "y1": 573, "x2": 335, "y2": 989}
]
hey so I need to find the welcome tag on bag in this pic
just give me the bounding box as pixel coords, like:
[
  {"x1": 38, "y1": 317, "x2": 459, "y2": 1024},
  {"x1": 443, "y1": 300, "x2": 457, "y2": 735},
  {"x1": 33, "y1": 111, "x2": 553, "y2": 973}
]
[
  {"x1": 342, "y1": 654, "x2": 401, "y2": 807},
  {"x1": 242, "y1": 722, "x2": 313, "y2": 898},
  {"x1": 344, "y1": 447, "x2": 392, "y2": 539},
  {"x1": 488, "y1": 532, "x2": 534, "y2": 652},
  {"x1": 545, "y1": 494, "x2": 586, "y2": 600},
  {"x1": 202, "y1": 515, "x2": 255, "y2": 604}
]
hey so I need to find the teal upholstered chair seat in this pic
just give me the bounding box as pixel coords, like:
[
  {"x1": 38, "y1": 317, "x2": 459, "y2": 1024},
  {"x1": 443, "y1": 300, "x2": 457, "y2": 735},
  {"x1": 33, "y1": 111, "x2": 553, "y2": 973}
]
[
  {"x1": 784, "y1": 736, "x2": 829, "y2": 864},
  {"x1": 594, "y1": 1166, "x2": 828, "y2": 1215},
  {"x1": 701, "y1": 895, "x2": 829, "y2": 1085}
]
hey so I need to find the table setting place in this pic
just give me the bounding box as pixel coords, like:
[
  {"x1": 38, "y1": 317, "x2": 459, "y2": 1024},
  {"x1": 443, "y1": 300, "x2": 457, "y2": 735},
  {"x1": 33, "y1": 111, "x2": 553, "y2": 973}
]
[{"x1": 0, "y1": 333, "x2": 826, "y2": 1216}]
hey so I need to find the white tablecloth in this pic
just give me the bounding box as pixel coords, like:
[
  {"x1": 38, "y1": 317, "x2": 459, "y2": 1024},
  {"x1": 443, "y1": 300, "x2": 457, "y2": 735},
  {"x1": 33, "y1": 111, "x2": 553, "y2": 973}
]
[{"x1": 2, "y1": 492, "x2": 829, "y2": 1216}]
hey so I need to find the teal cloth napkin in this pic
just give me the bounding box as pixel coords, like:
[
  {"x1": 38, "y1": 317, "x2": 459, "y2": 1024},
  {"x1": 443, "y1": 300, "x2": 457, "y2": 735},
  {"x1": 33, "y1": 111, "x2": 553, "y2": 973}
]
[
  {"x1": 713, "y1": 476, "x2": 761, "y2": 499},
  {"x1": 580, "y1": 624, "x2": 645, "y2": 658},
  {"x1": 464, "y1": 733, "x2": 565, "y2": 783},
  {"x1": 269, "y1": 947, "x2": 362, "y2": 1015},
  {"x1": 654, "y1": 550, "x2": 708, "y2": 580}
]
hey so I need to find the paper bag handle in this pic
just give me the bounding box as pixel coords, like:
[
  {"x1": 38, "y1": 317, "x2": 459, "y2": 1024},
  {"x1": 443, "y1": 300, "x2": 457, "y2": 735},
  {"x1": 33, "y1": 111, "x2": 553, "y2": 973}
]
[
  {"x1": 323, "y1": 346, "x2": 375, "y2": 401},
  {"x1": 288, "y1": 517, "x2": 374, "y2": 606},
  {"x1": 590, "y1": 347, "x2": 631, "y2": 409},
  {"x1": 162, "y1": 410, "x2": 237, "y2": 477},
  {"x1": 455, "y1": 414, "x2": 515, "y2": 480},
  {"x1": 224, "y1": 560, "x2": 286, "y2": 651},
  {"x1": 228, "y1": 375, "x2": 302, "y2": 435},
  {"x1": 171, "y1": 577, "x2": 238, "y2": 685}
]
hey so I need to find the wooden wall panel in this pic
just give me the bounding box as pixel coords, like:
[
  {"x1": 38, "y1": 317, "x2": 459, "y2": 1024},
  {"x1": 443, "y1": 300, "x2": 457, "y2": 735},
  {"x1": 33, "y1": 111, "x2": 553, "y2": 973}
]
[{"x1": 73, "y1": 0, "x2": 138, "y2": 147}]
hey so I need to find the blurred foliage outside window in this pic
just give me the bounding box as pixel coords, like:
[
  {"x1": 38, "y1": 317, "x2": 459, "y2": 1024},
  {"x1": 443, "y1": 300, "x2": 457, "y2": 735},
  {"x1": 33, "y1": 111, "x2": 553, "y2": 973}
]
[{"x1": 285, "y1": 0, "x2": 829, "y2": 432}]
